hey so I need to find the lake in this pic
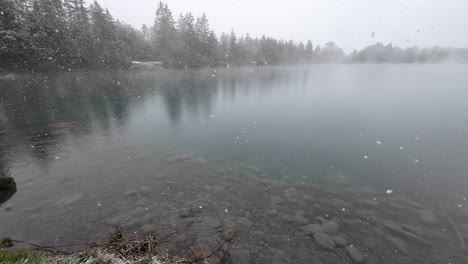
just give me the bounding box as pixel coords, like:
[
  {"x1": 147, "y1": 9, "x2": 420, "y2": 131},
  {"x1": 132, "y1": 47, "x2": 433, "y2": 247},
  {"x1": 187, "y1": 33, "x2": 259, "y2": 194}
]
[{"x1": 1, "y1": 65, "x2": 468, "y2": 263}]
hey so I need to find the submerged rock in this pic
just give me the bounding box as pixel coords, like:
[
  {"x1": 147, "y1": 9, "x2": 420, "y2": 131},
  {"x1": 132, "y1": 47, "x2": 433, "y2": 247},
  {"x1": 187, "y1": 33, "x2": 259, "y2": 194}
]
[
  {"x1": 346, "y1": 245, "x2": 365, "y2": 263},
  {"x1": 230, "y1": 249, "x2": 251, "y2": 264},
  {"x1": 270, "y1": 195, "x2": 283, "y2": 204},
  {"x1": 176, "y1": 218, "x2": 195, "y2": 230},
  {"x1": 302, "y1": 224, "x2": 322, "y2": 235},
  {"x1": 419, "y1": 209, "x2": 439, "y2": 225},
  {"x1": 222, "y1": 219, "x2": 237, "y2": 239},
  {"x1": 179, "y1": 208, "x2": 194, "y2": 218},
  {"x1": 140, "y1": 224, "x2": 156, "y2": 233},
  {"x1": 315, "y1": 216, "x2": 327, "y2": 223},
  {"x1": 313, "y1": 232, "x2": 336, "y2": 251},
  {"x1": 333, "y1": 236, "x2": 348, "y2": 247},
  {"x1": 321, "y1": 221, "x2": 340, "y2": 235},
  {"x1": 236, "y1": 217, "x2": 253, "y2": 228},
  {"x1": 388, "y1": 236, "x2": 409, "y2": 256},
  {"x1": 291, "y1": 214, "x2": 309, "y2": 225},
  {"x1": 0, "y1": 177, "x2": 16, "y2": 191},
  {"x1": 266, "y1": 210, "x2": 278, "y2": 217}
]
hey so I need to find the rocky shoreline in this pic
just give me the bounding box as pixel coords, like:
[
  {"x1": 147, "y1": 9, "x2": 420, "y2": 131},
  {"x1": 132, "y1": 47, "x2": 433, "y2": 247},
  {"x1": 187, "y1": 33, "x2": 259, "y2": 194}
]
[
  {"x1": 91, "y1": 154, "x2": 468, "y2": 263},
  {"x1": 3, "y1": 154, "x2": 468, "y2": 263}
]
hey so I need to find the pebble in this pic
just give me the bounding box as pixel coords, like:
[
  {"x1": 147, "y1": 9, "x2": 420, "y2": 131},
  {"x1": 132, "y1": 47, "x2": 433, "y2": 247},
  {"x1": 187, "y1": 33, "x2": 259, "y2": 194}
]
[
  {"x1": 266, "y1": 210, "x2": 278, "y2": 217},
  {"x1": 313, "y1": 232, "x2": 336, "y2": 251},
  {"x1": 291, "y1": 214, "x2": 309, "y2": 225},
  {"x1": 270, "y1": 195, "x2": 283, "y2": 204},
  {"x1": 389, "y1": 236, "x2": 408, "y2": 255},
  {"x1": 230, "y1": 249, "x2": 251, "y2": 264},
  {"x1": 222, "y1": 219, "x2": 237, "y2": 239},
  {"x1": 124, "y1": 189, "x2": 139, "y2": 197},
  {"x1": 315, "y1": 216, "x2": 327, "y2": 223},
  {"x1": 237, "y1": 217, "x2": 253, "y2": 228},
  {"x1": 321, "y1": 221, "x2": 340, "y2": 235},
  {"x1": 175, "y1": 218, "x2": 195, "y2": 230},
  {"x1": 140, "y1": 224, "x2": 156, "y2": 233},
  {"x1": 333, "y1": 236, "x2": 348, "y2": 247},
  {"x1": 419, "y1": 209, "x2": 439, "y2": 225},
  {"x1": 302, "y1": 224, "x2": 322, "y2": 235},
  {"x1": 179, "y1": 208, "x2": 194, "y2": 218},
  {"x1": 346, "y1": 245, "x2": 365, "y2": 263},
  {"x1": 139, "y1": 186, "x2": 151, "y2": 195}
]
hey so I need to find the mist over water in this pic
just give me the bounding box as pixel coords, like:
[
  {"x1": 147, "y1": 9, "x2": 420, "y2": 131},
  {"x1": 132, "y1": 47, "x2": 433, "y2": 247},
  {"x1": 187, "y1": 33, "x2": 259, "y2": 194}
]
[{"x1": 1, "y1": 65, "x2": 468, "y2": 262}]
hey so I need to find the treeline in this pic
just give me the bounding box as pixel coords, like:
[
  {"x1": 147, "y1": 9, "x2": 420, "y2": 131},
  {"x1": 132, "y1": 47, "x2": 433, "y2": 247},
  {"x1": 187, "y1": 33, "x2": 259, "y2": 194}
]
[
  {"x1": 1, "y1": 0, "x2": 467, "y2": 72},
  {"x1": 349, "y1": 43, "x2": 468, "y2": 63},
  {"x1": 0, "y1": 0, "x2": 150, "y2": 71}
]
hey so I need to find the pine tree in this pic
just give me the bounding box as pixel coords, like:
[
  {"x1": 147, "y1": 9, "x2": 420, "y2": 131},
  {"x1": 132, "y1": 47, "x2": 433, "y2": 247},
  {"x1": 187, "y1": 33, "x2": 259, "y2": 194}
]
[
  {"x1": 0, "y1": 0, "x2": 31, "y2": 70},
  {"x1": 305, "y1": 40, "x2": 313, "y2": 61},
  {"x1": 152, "y1": 1, "x2": 177, "y2": 67},
  {"x1": 65, "y1": 0, "x2": 93, "y2": 68}
]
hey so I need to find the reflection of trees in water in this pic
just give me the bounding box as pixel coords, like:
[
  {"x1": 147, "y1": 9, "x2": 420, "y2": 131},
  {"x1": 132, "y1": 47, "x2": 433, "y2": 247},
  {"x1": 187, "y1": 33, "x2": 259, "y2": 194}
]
[
  {"x1": 0, "y1": 145, "x2": 11, "y2": 178},
  {"x1": 0, "y1": 146, "x2": 15, "y2": 206},
  {"x1": 0, "y1": 71, "x2": 137, "y2": 172},
  {"x1": 0, "y1": 66, "x2": 309, "y2": 174},
  {"x1": 159, "y1": 70, "x2": 218, "y2": 124}
]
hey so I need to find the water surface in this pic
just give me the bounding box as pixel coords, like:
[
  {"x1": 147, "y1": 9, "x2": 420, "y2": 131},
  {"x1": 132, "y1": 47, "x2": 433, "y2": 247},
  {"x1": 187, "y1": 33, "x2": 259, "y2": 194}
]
[{"x1": 1, "y1": 65, "x2": 468, "y2": 263}]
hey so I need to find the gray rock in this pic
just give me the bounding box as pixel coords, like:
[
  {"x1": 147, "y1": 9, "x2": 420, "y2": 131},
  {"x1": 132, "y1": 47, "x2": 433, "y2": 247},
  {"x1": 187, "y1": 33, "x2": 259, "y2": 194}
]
[
  {"x1": 140, "y1": 224, "x2": 156, "y2": 233},
  {"x1": 291, "y1": 214, "x2": 309, "y2": 225},
  {"x1": 237, "y1": 217, "x2": 253, "y2": 228},
  {"x1": 302, "y1": 224, "x2": 322, "y2": 235},
  {"x1": 313, "y1": 232, "x2": 336, "y2": 251},
  {"x1": 139, "y1": 186, "x2": 151, "y2": 195},
  {"x1": 230, "y1": 249, "x2": 251, "y2": 264},
  {"x1": 419, "y1": 210, "x2": 439, "y2": 225},
  {"x1": 321, "y1": 221, "x2": 340, "y2": 235},
  {"x1": 346, "y1": 245, "x2": 365, "y2": 263},
  {"x1": 333, "y1": 236, "x2": 348, "y2": 247},
  {"x1": 388, "y1": 236, "x2": 408, "y2": 256},
  {"x1": 270, "y1": 195, "x2": 283, "y2": 204},
  {"x1": 281, "y1": 214, "x2": 293, "y2": 222},
  {"x1": 284, "y1": 188, "x2": 297, "y2": 198},
  {"x1": 266, "y1": 210, "x2": 278, "y2": 217},
  {"x1": 176, "y1": 218, "x2": 195, "y2": 230},
  {"x1": 222, "y1": 219, "x2": 237, "y2": 239},
  {"x1": 179, "y1": 208, "x2": 194, "y2": 218},
  {"x1": 124, "y1": 189, "x2": 139, "y2": 197},
  {"x1": 315, "y1": 216, "x2": 327, "y2": 223}
]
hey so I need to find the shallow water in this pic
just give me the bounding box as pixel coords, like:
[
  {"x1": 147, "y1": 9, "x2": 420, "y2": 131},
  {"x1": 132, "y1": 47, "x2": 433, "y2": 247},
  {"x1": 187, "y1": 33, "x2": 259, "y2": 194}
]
[{"x1": 1, "y1": 65, "x2": 468, "y2": 263}]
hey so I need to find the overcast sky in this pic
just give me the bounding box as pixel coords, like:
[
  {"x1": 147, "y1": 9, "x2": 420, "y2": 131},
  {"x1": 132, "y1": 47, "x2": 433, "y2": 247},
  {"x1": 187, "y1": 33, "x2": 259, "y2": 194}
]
[{"x1": 87, "y1": 0, "x2": 468, "y2": 52}]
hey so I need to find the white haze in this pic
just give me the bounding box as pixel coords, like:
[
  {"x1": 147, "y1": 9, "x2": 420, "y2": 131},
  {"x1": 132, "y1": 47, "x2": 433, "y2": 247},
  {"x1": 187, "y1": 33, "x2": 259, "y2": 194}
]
[{"x1": 87, "y1": 0, "x2": 468, "y2": 52}]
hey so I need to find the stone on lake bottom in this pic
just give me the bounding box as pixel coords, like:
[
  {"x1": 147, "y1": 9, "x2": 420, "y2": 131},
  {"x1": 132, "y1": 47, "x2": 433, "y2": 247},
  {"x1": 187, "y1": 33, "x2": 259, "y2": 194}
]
[
  {"x1": 419, "y1": 209, "x2": 439, "y2": 225},
  {"x1": 321, "y1": 221, "x2": 340, "y2": 235},
  {"x1": 313, "y1": 232, "x2": 336, "y2": 251},
  {"x1": 346, "y1": 245, "x2": 365, "y2": 263},
  {"x1": 230, "y1": 249, "x2": 251, "y2": 264},
  {"x1": 333, "y1": 236, "x2": 348, "y2": 247},
  {"x1": 140, "y1": 224, "x2": 156, "y2": 233},
  {"x1": 302, "y1": 224, "x2": 322, "y2": 235}
]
